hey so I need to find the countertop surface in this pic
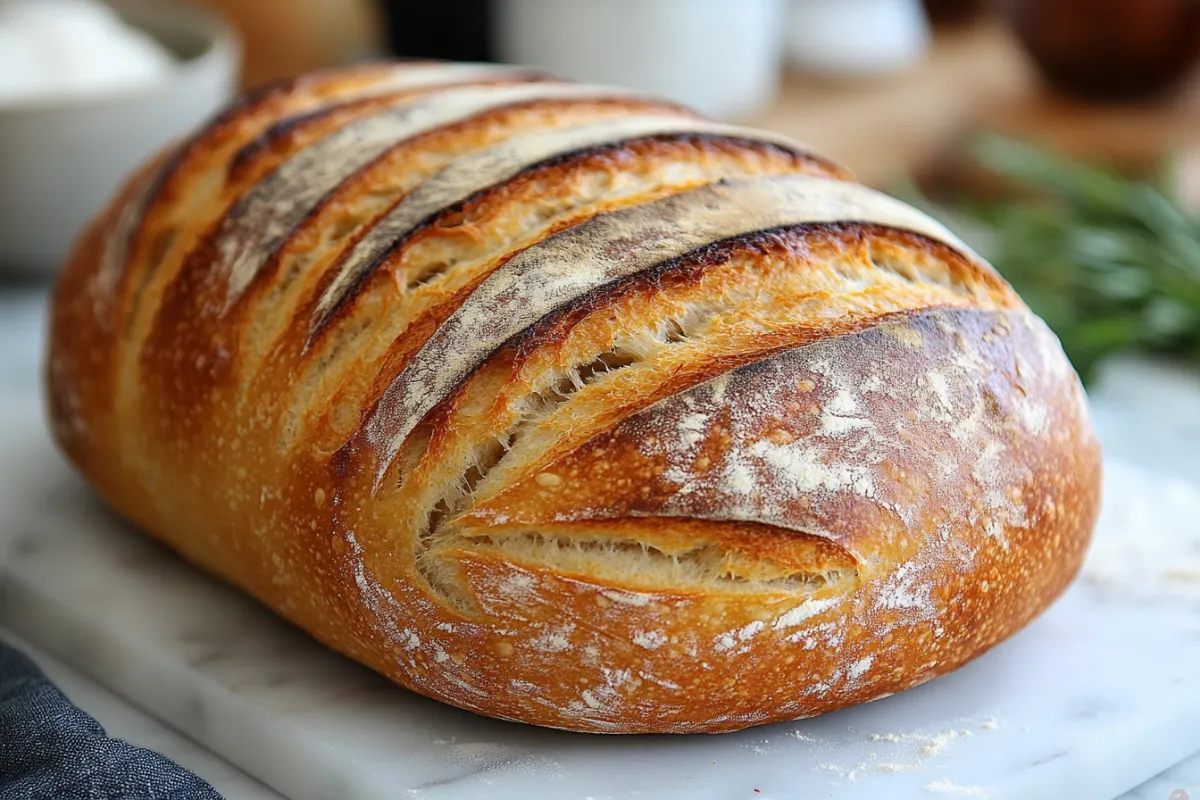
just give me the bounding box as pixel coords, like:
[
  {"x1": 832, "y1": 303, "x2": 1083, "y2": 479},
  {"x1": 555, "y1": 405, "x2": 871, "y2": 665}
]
[{"x1": 2, "y1": 286, "x2": 1198, "y2": 799}]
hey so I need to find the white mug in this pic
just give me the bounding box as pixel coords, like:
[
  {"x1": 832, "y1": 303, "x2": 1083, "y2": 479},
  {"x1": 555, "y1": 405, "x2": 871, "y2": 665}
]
[
  {"x1": 785, "y1": 0, "x2": 930, "y2": 77},
  {"x1": 492, "y1": 0, "x2": 785, "y2": 120}
]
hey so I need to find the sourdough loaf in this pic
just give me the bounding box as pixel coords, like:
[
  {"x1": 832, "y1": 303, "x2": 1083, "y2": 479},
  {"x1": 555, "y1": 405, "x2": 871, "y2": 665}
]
[{"x1": 46, "y1": 62, "x2": 1101, "y2": 733}]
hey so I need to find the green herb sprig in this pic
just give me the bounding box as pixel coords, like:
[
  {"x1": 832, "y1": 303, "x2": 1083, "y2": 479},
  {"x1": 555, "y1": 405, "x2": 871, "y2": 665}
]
[{"x1": 922, "y1": 136, "x2": 1200, "y2": 383}]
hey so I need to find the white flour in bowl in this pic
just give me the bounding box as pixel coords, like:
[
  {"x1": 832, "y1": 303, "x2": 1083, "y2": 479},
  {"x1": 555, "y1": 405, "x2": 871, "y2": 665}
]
[{"x1": 0, "y1": 0, "x2": 175, "y2": 105}]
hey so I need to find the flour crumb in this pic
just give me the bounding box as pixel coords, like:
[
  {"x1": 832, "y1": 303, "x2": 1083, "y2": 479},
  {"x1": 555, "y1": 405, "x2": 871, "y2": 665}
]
[
  {"x1": 632, "y1": 629, "x2": 667, "y2": 650},
  {"x1": 677, "y1": 410, "x2": 711, "y2": 448},
  {"x1": 922, "y1": 730, "x2": 962, "y2": 756},
  {"x1": 532, "y1": 625, "x2": 574, "y2": 652},
  {"x1": 847, "y1": 655, "x2": 874, "y2": 682},
  {"x1": 773, "y1": 596, "x2": 843, "y2": 629},
  {"x1": 498, "y1": 572, "x2": 536, "y2": 598},
  {"x1": 738, "y1": 620, "x2": 765, "y2": 641},
  {"x1": 870, "y1": 732, "x2": 907, "y2": 743},
  {"x1": 724, "y1": 460, "x2": 755, "y2": 494},
  {"x1": 926, "y1": 778, "x2": 988, "y2": 796}
]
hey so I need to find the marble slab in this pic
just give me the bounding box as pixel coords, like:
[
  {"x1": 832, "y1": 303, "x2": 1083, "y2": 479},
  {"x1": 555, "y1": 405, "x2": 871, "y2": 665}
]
[
  {"x1": 1, "y1": 396, "x2": 1199, "y2": 800},
  {"x1": 1124, "y1": 755, "x2": 1200, "y2": 800}
]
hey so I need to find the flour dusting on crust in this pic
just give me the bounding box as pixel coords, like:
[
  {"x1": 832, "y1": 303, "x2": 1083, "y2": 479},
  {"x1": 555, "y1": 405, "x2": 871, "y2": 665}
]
[
  {"x1": 218, "y1": 83, "x2": 646, "y2": 307},
  {"x1": 359, "y1": 175, "x2": 978, "y2": 487}
]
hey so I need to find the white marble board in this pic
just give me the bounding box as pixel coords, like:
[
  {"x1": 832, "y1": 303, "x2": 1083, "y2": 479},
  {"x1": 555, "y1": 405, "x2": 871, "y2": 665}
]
[{"x1": 2, "y1": 307, "x2": 1199, "y2": 799}]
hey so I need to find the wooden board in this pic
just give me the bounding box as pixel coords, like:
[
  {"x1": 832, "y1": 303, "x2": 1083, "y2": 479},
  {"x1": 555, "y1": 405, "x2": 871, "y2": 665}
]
[{"x1": 750, "y1": 20, "x2": 1200, "y2": 188}]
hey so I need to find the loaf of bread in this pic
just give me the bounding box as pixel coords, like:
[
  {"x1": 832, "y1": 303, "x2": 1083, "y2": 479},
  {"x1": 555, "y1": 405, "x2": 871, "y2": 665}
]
[{"x1": 46, "y1": 62, "x2": 1101, "y2": 733}]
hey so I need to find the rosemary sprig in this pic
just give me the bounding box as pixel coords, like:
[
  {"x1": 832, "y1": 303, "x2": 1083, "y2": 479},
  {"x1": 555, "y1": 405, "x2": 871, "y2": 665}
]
[{"x1": 928, "y1": 136, "x2": 1200, "y2": 383}]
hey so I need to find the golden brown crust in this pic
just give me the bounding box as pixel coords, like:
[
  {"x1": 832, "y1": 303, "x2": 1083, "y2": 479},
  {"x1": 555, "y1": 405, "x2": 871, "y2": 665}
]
[{"x1": 46, "y1": 63, "x2": 1100, "y2": 733}]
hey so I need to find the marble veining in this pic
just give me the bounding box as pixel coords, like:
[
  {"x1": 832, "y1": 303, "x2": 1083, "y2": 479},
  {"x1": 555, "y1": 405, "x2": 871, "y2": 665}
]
[{"x1": 1, "y1": 289, "x2": 1198, "y2": 799}]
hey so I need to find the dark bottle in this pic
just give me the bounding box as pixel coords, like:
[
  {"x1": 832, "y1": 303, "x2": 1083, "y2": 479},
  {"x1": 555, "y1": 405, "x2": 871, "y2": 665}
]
[
  {"x1": 923, "y1": 0, "x2": 988, "y2": 26},
  {"x1": 378, "y1": 0, "x2": 495, "y2": 62},
  {"x1": 1000, "y1": 0, "x2": 1200, "y2": 101}
]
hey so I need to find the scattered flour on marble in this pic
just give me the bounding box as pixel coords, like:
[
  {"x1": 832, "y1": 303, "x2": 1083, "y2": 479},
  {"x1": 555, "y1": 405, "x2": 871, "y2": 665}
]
[
  {"x1": 479, "y1": 753, "x2": 567, "y2": 781},
  {"x1": 817, "y1": 718, "x2": 998, "y2": 784},
  {"x1": 819, "y1": 758, "x2": 918, "y2": 782},
  {"x1": 740, "y1": 738, "x2": 778, "y2": 756},
  {"x1": 921, "y1": 729, "x2": 968, "y2": 756},
  {"x1": 925, "y1": 778, "x2": 989, "y2": 796},
  {"x1": 1083, "y1": 459, "x2": 1200, "y2": 602}
]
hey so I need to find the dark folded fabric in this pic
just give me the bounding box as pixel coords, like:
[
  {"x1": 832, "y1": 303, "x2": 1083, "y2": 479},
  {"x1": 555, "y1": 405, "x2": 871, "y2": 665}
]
[{"x1": 0, "y1": 639, "x2": 222, "y2": 800}]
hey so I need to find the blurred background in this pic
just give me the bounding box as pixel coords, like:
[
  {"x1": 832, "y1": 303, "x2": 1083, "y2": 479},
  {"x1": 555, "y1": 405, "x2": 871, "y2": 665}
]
[
  {"x1": 103, "y1": 0, "x2": 1200, "y2": 183},
  {"x1": 2, "y1": 0, "x2": 1200, "y2": 399}
]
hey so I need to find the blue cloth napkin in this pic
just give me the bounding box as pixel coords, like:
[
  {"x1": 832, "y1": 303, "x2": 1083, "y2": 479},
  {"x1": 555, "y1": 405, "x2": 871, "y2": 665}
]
[{"x1": 0, "y1": 638, "x2": 222, "y2": 799}]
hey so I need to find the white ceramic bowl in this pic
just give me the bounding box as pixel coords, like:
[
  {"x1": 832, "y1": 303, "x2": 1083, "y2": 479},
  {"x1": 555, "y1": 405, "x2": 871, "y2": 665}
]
[{"x1": 0, "y1": 0, "x2": 239, "y2": 277}]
